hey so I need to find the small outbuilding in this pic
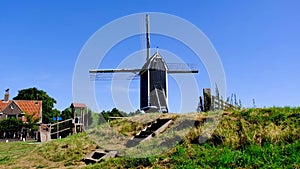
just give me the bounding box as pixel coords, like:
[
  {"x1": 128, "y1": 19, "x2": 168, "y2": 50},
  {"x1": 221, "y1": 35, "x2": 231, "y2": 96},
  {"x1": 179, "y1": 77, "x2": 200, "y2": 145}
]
[{"x1": 70, "y1": 103, "x2": 87, "y2": 133}]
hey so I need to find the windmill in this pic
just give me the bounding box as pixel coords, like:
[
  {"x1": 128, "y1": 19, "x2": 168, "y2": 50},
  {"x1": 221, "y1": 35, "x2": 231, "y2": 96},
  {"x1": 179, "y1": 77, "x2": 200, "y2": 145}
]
[{"x1": 89, "y1": 14, "x2": 198, "y2": 113}]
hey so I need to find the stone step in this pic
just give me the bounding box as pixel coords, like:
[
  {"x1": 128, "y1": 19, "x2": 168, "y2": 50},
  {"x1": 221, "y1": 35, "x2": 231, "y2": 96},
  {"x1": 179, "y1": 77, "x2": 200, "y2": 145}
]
[{"x1": 83, "y1": 149, "x2": 117, "y2": 164}]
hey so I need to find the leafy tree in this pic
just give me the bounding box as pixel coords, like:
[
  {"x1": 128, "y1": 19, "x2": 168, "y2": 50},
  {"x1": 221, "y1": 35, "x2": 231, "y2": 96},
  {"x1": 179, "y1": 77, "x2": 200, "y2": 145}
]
[
  {"x1": 128, "y1": 109, "x2": 143, "y2": 116},
  {"x1": 13, "y1": 87, "x2": 57, "y2": 124},
  {"x1": 100, "y1": 108, "x2": 127, "y2": 121},
  {"x1": 110, "y1": 108, "x2": 127, "y2": 117},
  {"x1": 52, "y1": 108, "x2": 61, "y2": 122},
  {"x1": 101, "y1": 110, "x2": 110, "y2": 121},
  {"x1": 23, "y1": 113, "x2": 40, "y2": 131},
  {"x1": 61, "y1": 107, "x2": 73, "y2": 120}
]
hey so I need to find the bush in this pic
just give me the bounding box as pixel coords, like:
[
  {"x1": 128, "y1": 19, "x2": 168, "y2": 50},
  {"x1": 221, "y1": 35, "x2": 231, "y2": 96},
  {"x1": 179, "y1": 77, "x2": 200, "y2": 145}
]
[{"x1": 0, "y1": 118, "x2": 23, "y2": 133}]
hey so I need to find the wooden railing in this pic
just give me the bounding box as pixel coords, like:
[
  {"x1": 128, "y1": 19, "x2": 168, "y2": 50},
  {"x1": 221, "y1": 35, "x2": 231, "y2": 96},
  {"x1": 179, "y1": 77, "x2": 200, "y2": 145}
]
[
  {"x1": 211, "y1": 95, "x2": 234, "y2": 110},
  {"x1": 50, "y1": 119, "x2": 73, "y2": 139},
  {"x1": 199, "y1": 88, "x2": 236, "y2": 112}
]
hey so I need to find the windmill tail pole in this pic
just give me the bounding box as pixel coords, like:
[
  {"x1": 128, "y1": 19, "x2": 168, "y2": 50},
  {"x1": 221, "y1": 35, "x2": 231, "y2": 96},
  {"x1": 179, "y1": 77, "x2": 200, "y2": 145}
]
[{"x1": 146, "y1": 14, "x2": 150, "y2": 61}]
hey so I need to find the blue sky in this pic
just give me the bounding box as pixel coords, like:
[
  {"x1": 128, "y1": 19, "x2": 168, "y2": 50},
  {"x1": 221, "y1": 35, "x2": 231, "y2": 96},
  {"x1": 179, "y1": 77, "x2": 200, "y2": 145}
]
[{"x1": 1, "y1": 1, "x2": 300, "y2": 112}]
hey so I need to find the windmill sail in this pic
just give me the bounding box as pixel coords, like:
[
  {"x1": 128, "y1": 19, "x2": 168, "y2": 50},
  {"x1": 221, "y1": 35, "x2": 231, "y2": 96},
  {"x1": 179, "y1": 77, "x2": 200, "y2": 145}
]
[
  {"x1": 89, "y1": 14, "x2": 199, "y2": 113},
  {"x1": 167, "y1": 63, "x2": 199, "y2": 73}
]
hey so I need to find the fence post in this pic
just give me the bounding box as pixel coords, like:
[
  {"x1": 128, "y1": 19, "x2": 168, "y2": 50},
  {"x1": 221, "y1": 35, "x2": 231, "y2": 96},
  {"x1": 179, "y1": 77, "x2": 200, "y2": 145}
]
[
  {"x1": 221, "y1": 96, "x2": 224, "y2": 110},
  {"x1": 203, "y1": 88, "x2": 211, "y2": 112},
  {"x1": 56, "y1": 116, "x2": 59, "y2": 139},
  {"x1": 211, "y1": 96, "x2": 215, "y2": 111},
  {"x1": 200, "y1": 96, "x2": 204, "y2": 112}
]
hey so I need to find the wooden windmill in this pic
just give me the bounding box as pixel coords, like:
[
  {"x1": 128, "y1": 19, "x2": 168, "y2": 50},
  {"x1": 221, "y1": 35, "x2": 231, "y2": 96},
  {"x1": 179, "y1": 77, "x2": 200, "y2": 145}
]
[{"x1": 89, "y1": 15, "x2": 198, "y2": 113}]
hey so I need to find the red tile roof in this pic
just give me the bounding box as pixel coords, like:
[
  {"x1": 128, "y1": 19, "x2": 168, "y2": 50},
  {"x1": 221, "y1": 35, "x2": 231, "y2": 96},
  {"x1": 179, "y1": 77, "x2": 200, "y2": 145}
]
[
  {"x1": 0, "y1": 100, "x2": 12, "y2": 111},
  {"x1": 14, "y1": 100, "x2": 42, "y2": 119},
  {"x1": 0, "y1": 100, "x2": 42, "y2": 121}
]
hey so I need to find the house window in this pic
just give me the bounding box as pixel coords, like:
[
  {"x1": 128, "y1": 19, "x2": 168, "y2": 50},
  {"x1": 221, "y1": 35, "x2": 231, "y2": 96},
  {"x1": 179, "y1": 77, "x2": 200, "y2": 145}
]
[{"x1": 7, "y1": 114, "x2": 17, "y2": 119}]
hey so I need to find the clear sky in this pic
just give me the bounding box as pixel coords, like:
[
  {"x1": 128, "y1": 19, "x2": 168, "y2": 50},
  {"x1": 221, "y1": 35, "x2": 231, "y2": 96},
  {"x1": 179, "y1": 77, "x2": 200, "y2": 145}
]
[{"x1": 1, "y1": 1, "x2": 300, "y2": 113}]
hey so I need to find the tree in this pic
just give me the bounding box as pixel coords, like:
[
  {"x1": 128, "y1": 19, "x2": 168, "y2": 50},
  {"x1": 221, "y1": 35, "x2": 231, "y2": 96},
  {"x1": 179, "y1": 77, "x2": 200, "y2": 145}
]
[
  {"x1": 52, "y1": 109, "x2": 61, "y2": 121},
  {"x1": 61, "y1": 107, "x2": 73, "y2": 120},
  {"x1": 128, "y1": 109, "x2": 143, "y2": 116},
  {"x1": 110, "y1": 108, "x2": 127, "y2": 117},
  {"x1": 13, "y1": 87, "x2": 57, "y2": 124},
  {"x1": 100, "y1": 108, "x2": 127, "y2": 121},
  {"x1": 23, "y1": 113, "x2": 40, "y2": 131}
]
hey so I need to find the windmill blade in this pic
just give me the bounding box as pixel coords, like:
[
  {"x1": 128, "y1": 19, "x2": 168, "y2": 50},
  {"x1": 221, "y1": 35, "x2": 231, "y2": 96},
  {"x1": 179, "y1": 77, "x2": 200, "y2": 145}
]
[
  {"x1": 168, "y1": 70, "x2": 198, "y2": 74},
  {"x1": 166, "y1": 63, "x2": 199, "y2": 74},
  {"x1": 89, "y1": 68, "x2": 141, "y2": 81},
  {"x1": 90, "y1": 73, "x2": 140, "y2": 81},
  {"x1": 89, "y1": 69, "x2": 141, "y2": 73}
]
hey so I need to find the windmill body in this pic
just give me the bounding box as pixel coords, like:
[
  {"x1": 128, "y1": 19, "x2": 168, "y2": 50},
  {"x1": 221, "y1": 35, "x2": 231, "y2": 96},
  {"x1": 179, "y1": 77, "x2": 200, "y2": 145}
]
[
  {"x1": 89, "y1": 15, "x2": 198, "y2": 113},
  {"x1": 140, "y1": 52, "x2": 168, "y2": 113}
]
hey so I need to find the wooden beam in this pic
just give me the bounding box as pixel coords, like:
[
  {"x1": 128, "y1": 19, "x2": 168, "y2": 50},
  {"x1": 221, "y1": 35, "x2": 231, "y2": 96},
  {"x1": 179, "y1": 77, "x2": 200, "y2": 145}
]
[
  {"x1": 89, "y1": 69, "x2": 141, "y2": 73},
  {"x1": 50, "y1": 118, "x2": 72, "y2": 127},
  {"x1": 168, "y1": 70, "x2": 198, "y2": 74},
  {"x1": 203, "y1": 88, "x2": 211, "y2": 112},
  {"x1": 51, "y1": 127, "x2": 71, "y2": 135}
]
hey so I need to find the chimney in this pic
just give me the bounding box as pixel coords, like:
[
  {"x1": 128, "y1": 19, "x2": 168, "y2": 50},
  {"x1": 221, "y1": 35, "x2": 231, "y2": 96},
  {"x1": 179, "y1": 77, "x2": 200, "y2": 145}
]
[{"x1": 4, "y1": 89, "x2": 9, "y2": 101}]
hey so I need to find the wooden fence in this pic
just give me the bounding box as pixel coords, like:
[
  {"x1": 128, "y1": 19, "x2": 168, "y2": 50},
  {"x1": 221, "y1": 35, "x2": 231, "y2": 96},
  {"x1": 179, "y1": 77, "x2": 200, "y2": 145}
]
[
  {"x1": 198, "y1": 88, "x2": 235, "y2": 112},
  {"x1": 50, "y1": 119, "x2": 73, "y2": 139},
  {"x1": 211, "y1": 95, "x2": 234, "y2": 110}
]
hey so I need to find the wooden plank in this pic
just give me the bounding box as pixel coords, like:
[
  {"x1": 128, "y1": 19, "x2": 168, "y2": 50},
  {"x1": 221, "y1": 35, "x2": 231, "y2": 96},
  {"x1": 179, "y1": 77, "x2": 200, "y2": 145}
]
[
  {"x1": 51, "y1": 127, "x2": 71, "y2": 135},
  {"x1": 50, "y1": 119, "x2": 72, "y2": 126},
  {"x1": 168, "y1": 70, "x2": 198, "y2": 74},
  {"x1": 108, "y1": 117, "x2": 128, "y2": 119}
]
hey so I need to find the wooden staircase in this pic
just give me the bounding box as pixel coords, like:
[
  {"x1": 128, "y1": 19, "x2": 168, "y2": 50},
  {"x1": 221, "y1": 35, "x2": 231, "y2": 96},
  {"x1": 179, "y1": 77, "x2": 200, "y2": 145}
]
[{"x1": 125, "y1": 118, "x2": 173, "y2": 147}]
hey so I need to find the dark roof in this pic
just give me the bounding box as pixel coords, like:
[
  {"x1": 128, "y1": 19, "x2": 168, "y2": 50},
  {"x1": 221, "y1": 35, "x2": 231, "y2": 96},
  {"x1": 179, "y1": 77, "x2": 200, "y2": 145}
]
[
  {"x1": 140, "y1": 52, "x2": 168, "y2": 73},
  {"x1": 71, "y1": 103, "x2": 87, "y2": 108}
]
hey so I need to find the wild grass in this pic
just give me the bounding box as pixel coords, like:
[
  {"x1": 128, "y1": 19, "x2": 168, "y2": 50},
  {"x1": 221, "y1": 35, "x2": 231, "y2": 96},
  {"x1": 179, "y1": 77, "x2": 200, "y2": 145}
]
[
  {"x1": 108, "y1": 118, "x2": 144, "y2": 137},
  {"x1": 0, "y1": 133, "x2": 97, "y2": 168},
  {"x1": 86, "y1": 107, "x2": 300, "y2": 168},
  {"x1": 0, "y1": 107, "x2": 299, "y2": 168},
  {"x1": 36, "y1": 132, "x2": 97, "y2": 166},
  {"x1": 0, "y1": 141, "x2": 34, "y2": 166}
]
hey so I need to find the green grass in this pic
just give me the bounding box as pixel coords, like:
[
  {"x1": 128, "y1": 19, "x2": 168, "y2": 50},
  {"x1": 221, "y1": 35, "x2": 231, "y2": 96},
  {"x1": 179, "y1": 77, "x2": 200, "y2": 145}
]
[
  {"x1": 166, "y1": 141, "x2": 300, "y2": 169},
  {"x1": 108, "y1": 118, "x2": 144, "y2": 136},
  {"x1": 0, "y1": 107, "x2": 299, "y2": 168},
  {"x1": 85, "y1": 141, "x2": 299, "y2": 169},
  {"x1": 84, "y1": 107, "x2": 300, "y2": 169},
  {"x1": 0, "y1": 133, "x2": 97, "y2": 168},
  {"x1": 0, "y1": 141, "x2": 35, "y2": 166},
  {"x1": 36, "y1": 132, "x2": 98, "y2": 166}
]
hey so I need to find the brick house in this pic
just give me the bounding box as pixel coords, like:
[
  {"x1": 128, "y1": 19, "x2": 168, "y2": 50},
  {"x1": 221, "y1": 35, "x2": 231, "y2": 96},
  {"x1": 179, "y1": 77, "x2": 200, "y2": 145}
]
[{"x1": 0, "y1": 91, "x2": 42, "y2": 123}]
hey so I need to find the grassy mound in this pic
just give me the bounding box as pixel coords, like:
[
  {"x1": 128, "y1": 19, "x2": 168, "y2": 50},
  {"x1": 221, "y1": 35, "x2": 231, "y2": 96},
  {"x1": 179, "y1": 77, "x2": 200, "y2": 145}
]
[
  {"x1": 0, "y1": 107, "x2": 299, "y2": 168},
  {"x1": 0, "y1": 133, "x2": 97, "y2": 168},
  {"x1": 37, "y1": 132, "x2": 98, "y2": 166},
  {"x1": 86, "y1": 107, "x2": 300, "y2": 168}
]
